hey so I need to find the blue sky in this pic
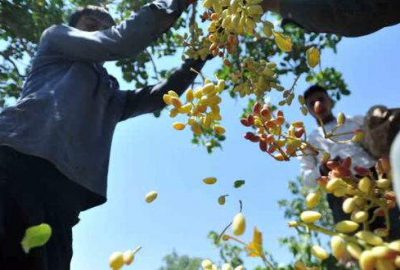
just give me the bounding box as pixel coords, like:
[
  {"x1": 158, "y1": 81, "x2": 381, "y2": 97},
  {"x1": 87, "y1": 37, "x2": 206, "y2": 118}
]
[{"x1": 68, "y1": 23, "x2": 400, "y2": 269}]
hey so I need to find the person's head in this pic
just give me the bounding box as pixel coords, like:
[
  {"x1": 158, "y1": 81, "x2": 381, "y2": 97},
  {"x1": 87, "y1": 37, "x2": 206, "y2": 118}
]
[
  {"x1": 68, "y1": 5, "x2": 115, "y2": 31},
  {"x1": 304, "y1": 85, "x2": 334, "y2": 122}
]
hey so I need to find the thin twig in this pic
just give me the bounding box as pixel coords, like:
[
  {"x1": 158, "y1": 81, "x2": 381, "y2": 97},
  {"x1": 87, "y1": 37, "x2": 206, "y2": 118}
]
[
  {"x1": 190, "y1": 67, "x2": 205, "y2": 82},
  {"x1": 289, "y1": 74, "x2": 301, "y2": 93},
  {"x1": 0, "y1": 52, "x2": 25, "y2": 78},
  {"x1": 217, "y1": 222, "x2": 233, "y2": 242},
  {"x1": 145, "y1": 49, "x2": 160, "y2": 80},
  {"x1": 189, "y1": 2, "x2": 197, "y2": 30},
  {"x1": 261, "y1": 255, "x2": 276, "y2": 269},
  {"x1": 217, "y1": 200, "x2": 244, "y2": 242},
  {"x1": 132, "y1": 246, "x2": 142, "y2": 255}
]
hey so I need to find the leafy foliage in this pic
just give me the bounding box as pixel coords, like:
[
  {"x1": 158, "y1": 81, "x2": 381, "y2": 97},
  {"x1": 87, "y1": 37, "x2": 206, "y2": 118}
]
[
  {"x1": 209, "y1": 231, "x2": 245, "y2": 268},
  {"x1": 158, "y1": 251, "x2": 202, "y2": 270},
  {"x1": 216, "y1": 20, "x2": 349, "y2": 101}
]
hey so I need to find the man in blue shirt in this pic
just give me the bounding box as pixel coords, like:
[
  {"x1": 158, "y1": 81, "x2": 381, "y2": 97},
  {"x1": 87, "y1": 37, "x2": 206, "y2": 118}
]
[{"x1": 0, "y1": 1, "x2": 207, "y2": 269}]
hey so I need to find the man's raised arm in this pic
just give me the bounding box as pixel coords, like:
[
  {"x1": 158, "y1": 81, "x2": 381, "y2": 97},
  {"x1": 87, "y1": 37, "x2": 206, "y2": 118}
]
[
  {"x1": 40, "y1": 0, "x2": 191, "y2": 62},
  {"x1": 261, "y1": 0, "x2": 400, "y2": 37},
  {"x1": 118, "y1": 58, "x2": 207, "y2": 121}
]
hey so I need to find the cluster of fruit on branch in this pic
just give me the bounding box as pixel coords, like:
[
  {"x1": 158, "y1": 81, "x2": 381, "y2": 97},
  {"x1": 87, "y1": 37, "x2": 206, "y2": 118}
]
[
  {"x1": 241, "y1": 101, "x2": 306, "y2": 161},
  {"x1": 167, "y1": 0, "x2": 322, "y2": 150},
  {"x1": 291, "y1": 155, "x2": 399, "y2": 270},
  {"x1": 212, "y1": 156, "x2": 399, "y2": 270},
  {"x1": 109, "y1": 247, "x2": 141, "y2": 270},
  {"x1": 163, "y1": 79, "x2": 226, "y2": 136}
]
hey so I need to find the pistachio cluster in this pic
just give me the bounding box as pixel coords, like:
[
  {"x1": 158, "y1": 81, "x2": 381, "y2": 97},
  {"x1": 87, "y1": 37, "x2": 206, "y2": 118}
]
[
  {"x1": 293, "y1": 157, "x2": 399, "y2": 270},
  {"x1": 163, "y1": 79, "x2": 226, "y2": 137},
  {"x1": 241, "y1": 102, "x2": 308, "y2": 161}
]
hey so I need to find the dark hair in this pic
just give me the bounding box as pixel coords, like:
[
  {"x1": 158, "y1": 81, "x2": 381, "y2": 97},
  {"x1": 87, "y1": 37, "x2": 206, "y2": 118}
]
[
  {"x1": 303, "y1": 85, "x2": 329, "y2": 101},
  {"x1": 68, "y1": 5, "x2": 115, "y2": 27}
]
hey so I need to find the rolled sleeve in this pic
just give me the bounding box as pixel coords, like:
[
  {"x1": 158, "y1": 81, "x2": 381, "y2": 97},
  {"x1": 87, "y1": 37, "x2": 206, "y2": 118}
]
[
  {"x1": 150, "y1": 0, "x2": 187, "y2": 15},
  {"x1": 117, "y1": 58, "x2": 207, "y2": 121},
  {"x1": 280, "y1": 0, "x2": 400, "y2": 37},
  {"x1": 280, "y1": 0, "x2": 336, "y2": 33}
]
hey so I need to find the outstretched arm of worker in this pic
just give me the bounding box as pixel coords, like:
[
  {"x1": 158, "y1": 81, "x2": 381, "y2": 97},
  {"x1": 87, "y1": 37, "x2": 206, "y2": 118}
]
[
  {"x1": 40, "y1": 0, "x2": 193, "y2": 62},
  {"x1": 261, "y1": 0, "x2": 400, "y2": 37},
  {"x1": 118, "y1": 58, "x2": 207, "y2": 121}
]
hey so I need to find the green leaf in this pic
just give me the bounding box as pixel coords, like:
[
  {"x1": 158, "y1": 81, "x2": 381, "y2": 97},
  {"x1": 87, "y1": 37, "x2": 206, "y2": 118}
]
[
  {"x1": 233, "y1": 180, "x2": 245, "y2": 188},
  {"x1": 21, "y1": 223, "x2": 52, "y2": 253},
  {"x1": 341, "y1": 89, "x2": 351, "y2": 95}
]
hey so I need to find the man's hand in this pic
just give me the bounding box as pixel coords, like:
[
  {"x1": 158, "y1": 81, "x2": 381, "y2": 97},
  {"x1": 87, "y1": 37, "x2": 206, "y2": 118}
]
[
  {"x1": 364, "y1": 106, "x2": 400, "y2": 158},
  {"x1": 319, "y1": 156, "x2": 343, "y2": 177}
]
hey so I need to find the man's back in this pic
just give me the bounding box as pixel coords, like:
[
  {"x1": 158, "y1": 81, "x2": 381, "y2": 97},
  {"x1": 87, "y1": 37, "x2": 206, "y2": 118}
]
[
  {"x1": 0, "y1": 40, "x2": 126, "y2": 208},
  {"x1": 0, "y1": 0, "x2": 189, "y2": 208}
]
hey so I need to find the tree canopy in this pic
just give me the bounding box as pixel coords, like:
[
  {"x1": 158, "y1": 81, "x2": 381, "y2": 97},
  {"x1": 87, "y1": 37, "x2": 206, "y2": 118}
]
[{"x1": 0, "y1": 0, "x2": 348, "y2": 113}]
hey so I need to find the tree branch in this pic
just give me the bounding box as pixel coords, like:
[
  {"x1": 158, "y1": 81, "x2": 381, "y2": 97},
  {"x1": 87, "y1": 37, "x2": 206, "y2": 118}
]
[{"x1": 0, "y1": 52, "x2": 25, "y2": 78}]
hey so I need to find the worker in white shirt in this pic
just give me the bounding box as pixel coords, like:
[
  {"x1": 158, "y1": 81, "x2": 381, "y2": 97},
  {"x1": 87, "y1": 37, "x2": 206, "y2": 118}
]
[
  {"x1": 299, "y1": 85, "x2": 400, "y2": 240},
  {"x1": 392, "y1": 133, "x2": 400, "y2": 206},
  {"x1": 299, "y1": 85, "x2": 376, "y2": 224},
  {"x1": 299, "y1": 85, "x2": 376, "y2": 188}
]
